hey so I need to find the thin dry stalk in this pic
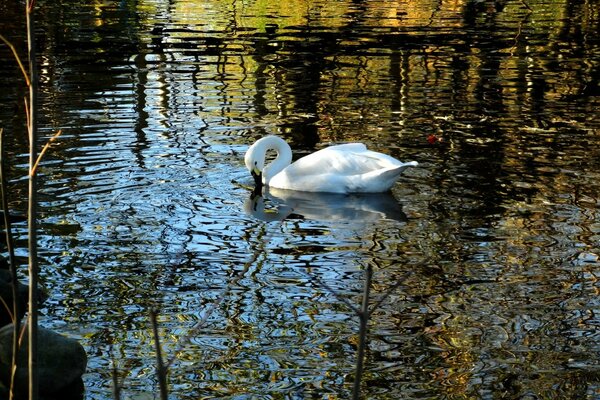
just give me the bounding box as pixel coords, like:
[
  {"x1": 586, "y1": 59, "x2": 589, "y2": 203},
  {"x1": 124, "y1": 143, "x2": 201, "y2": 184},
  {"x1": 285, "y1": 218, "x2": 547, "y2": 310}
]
[
  {"x1": 23, "y1": 97, "x2": 30, "y2": 136},
  {"x1": 0, "y1": 296, "x2": 14, "y2": 320},
  {"x1": 149, "y1": 310, "x2": 168, "y2": 400},
  {"x1": 0, "y1": 35, "x2": 30, "y2": 86},
  {"x1": 112, "y1": 365, "x2": 121, "y2": 400},
  {"x1": 0, "y1": 128, "x2": 21, "y2": 400},
  {"x1": 30, "y1": 130, "x2": 62, "y2": 177},
  {"x1": 26, "y1": 1, "x2": 39, "y2": 399},
  {"x1": 3, "y1": 4, "x2": 63, "y2": 400},
  {"x1": 164, "y1": 243, "x2": 263, "y2": 370},
  {"x1": 138, "y1": 218, "x2": 277, "y2": 393},
  {"x1": 308, "y1": 274, "x2": 361, "y2": 315},
  {"x1": 351, "y1": 264, "x2": 372, "y2": 400},
  {"x1": 110, "y1": 346, "x2": 122, "y2": 400}
]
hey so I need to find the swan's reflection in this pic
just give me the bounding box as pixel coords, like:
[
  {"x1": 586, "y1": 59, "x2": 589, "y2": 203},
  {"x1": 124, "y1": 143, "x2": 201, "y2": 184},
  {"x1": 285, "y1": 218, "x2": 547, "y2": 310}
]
[{"x1": 245, "y1": 188, "x2": 407, "y2": 222}]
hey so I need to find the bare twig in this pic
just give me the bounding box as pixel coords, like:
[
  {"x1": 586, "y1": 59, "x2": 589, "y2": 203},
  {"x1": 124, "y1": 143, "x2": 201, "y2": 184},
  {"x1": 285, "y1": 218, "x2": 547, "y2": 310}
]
[
  {"x1": 367, "y1": 271, "x2": 414, "y2": 317},
  {"x1": 0, "y1": 35, "x2": 31, "y2": 86},
  {"x1": 30, "y1": 130, "x2": 62, "y2": 177},
  {"x1": 164, "y1": 237, "x2": 266, "y2": 370},
  {"x1": 149, "y1": 218, "x2": 279, "y2": 389},
  {"x1": 164, "y1": 294, "x2": 224, "y2": 369},
  {"x1": 0, "y1": 296, "x2": 14, "y2": 323},
  {"x1": 303, "y1": 271, "x2": 361, "y2": 316}
]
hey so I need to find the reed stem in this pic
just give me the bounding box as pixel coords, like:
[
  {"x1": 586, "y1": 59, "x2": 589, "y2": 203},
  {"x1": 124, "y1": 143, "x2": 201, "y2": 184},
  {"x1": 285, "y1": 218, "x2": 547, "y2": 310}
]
[{"x1": 26, "y1": 1, "x2": 39, "y2": 398}]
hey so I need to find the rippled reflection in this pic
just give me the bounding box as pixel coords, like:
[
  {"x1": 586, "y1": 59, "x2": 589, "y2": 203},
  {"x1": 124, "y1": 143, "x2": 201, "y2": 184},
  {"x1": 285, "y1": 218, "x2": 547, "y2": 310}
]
[{"x1": 245, "y1": 188, "x2": 408, "y2": 222}]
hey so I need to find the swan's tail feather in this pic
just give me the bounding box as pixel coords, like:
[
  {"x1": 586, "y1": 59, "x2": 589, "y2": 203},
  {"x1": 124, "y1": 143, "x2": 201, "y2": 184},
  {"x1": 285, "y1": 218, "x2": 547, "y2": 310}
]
[
  {"x1": 349, "y1": 161, "x2": 418, "y2": 192},
  {"x1": 379, "y1": 161, "x2": 418, "y2": 179},
  {"x1": 392, "y1": 161, "x2": 418, "y2": 175}
]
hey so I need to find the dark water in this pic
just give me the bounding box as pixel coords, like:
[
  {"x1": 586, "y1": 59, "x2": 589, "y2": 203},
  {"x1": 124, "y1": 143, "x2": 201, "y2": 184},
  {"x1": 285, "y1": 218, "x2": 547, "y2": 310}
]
[{"x1": 1, "y1": 0, "x2": 599, "y2": 398}]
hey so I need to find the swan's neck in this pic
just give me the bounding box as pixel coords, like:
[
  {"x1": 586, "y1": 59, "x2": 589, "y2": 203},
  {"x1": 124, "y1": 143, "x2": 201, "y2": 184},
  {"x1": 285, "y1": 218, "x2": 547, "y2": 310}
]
[
  {"x1": 261, "y1": 137, "x2": 292, "y2": 183},
  {"x1": 244, "y1": 136, "x2": 292, "y2": 185}
]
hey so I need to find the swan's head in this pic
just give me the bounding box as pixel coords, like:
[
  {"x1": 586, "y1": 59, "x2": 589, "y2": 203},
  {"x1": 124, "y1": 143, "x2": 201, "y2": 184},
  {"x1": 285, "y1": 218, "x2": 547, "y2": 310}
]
[
  {"x1": 251, "y1": 167, "x2": 263, "y2": 188},
  {"x1": 244, "y1": 144, "x2": 266, "y2": 188},
  {"x1": 245, "y1": 136, "x2": 292, "y2": 189}
]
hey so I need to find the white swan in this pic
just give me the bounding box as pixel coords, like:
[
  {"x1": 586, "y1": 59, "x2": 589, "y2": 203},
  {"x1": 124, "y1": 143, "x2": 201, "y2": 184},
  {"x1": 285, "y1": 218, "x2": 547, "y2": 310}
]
[{"x1": 244, "y1": 135, "x2": 417, "y2": 193}]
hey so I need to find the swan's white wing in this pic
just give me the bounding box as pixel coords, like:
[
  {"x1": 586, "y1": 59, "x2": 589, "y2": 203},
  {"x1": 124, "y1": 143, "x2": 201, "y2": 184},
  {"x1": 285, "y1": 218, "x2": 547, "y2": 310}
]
[
  {"x1": 287, "y1": 144, "x2": 401, "y2": 176},
  {"x1": 269, "y1": 142, "x2": 416, "y2": 193}
]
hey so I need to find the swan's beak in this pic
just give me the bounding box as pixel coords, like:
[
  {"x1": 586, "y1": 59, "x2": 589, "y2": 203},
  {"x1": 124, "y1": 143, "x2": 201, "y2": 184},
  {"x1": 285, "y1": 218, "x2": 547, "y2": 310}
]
[{"x1": 251, "y1": 167, "x2": 263, "y2": 189}]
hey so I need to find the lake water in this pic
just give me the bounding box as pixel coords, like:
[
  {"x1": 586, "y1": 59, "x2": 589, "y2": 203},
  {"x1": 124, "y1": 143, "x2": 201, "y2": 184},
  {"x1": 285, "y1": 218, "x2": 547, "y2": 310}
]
[{"x1": 1, "y1": 0, "x2": 599, "y2": 398}]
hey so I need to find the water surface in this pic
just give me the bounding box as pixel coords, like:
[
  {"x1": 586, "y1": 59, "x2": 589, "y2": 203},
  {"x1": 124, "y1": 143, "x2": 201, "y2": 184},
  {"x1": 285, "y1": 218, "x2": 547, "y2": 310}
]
[{"x1": 0, "y1": 0, "x2": 599, "y2": 398}]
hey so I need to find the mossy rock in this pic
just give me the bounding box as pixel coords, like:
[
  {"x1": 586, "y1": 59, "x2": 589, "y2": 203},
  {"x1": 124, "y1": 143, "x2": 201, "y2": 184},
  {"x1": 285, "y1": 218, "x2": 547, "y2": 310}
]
[{"x1": 0, "y1": 324, "x2": 87, "y2": 396}]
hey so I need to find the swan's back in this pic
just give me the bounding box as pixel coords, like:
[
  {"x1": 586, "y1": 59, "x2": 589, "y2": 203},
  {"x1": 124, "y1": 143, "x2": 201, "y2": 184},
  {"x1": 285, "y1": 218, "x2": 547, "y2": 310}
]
[{"x1": 269, "y1": 143, "x2": 416, "y2": 193}]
